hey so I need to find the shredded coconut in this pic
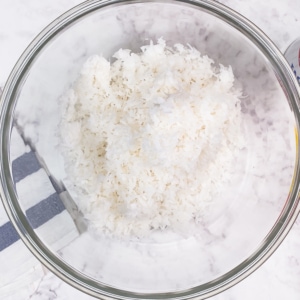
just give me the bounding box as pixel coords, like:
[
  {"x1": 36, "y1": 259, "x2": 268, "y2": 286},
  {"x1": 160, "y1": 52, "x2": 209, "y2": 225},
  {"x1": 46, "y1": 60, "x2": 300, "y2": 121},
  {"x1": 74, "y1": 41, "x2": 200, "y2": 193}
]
[{"x1": 60, "y1": 39, "x2": 244, "y2": 238}]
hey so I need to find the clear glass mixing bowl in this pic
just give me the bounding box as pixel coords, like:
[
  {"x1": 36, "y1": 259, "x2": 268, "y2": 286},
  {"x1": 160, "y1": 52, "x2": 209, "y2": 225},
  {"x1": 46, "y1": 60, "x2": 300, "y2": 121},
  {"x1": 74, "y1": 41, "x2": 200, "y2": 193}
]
[{"x1": 1, "y1": 0, "x2": 300, "y2": 299}]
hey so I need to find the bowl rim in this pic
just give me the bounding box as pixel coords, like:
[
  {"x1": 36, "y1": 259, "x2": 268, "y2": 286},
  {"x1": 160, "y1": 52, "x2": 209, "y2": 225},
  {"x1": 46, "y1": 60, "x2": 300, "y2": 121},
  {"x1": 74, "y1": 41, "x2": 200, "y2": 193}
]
[{"x1": 1, "y1": 0, "x2": 300, "y2": 299}]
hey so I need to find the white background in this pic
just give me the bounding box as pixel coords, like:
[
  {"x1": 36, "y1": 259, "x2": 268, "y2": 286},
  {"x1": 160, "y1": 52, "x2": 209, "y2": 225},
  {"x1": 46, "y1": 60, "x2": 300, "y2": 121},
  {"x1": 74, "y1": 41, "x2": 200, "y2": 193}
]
[{"x1": 0, "y1": 0, "x2": 300, "y2": 299}]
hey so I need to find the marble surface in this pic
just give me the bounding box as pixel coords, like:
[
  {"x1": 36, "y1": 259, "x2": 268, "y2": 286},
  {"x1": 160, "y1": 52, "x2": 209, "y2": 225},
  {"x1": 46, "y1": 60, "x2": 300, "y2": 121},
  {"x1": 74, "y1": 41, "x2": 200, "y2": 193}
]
[{"x1": 0, "y1": 0, "x2": 300, "y2": 299}]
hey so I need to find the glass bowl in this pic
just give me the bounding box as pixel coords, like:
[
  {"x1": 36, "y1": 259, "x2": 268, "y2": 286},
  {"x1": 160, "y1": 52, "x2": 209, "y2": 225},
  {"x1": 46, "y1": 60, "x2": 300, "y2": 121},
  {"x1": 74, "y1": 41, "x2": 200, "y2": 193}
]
[{"x1": 1, "y1": 0, "x2": 300, "y2": 299}]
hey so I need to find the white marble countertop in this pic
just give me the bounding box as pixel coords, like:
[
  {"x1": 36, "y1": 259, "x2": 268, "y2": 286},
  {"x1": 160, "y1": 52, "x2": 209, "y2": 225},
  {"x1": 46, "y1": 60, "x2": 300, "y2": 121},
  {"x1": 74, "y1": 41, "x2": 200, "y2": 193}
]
[{"x1": 0, "y1": 0, "x2": 300, "y2": 299}]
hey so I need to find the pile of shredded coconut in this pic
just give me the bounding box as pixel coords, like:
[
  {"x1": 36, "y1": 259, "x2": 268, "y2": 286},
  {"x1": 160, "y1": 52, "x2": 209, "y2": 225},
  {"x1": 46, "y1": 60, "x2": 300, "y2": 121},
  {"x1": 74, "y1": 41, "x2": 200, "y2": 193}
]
[{"x1": 60, "y1": 39, "x2": 244, "y2": 238}]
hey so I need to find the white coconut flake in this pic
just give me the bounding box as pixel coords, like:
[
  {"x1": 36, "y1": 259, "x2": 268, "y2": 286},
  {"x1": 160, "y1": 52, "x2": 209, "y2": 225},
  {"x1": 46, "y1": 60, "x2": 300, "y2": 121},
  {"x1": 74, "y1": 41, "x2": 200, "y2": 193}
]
[{"x1": 60, "y1": 39, "x2": 244, "y2": 238}]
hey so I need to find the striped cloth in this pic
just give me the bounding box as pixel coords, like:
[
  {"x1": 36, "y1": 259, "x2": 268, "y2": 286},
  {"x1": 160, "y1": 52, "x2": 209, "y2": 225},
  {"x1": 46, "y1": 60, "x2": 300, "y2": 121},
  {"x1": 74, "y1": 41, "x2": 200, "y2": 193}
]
[{"x1": 0, "y1": 126, "x2": 79, "y2": 298}]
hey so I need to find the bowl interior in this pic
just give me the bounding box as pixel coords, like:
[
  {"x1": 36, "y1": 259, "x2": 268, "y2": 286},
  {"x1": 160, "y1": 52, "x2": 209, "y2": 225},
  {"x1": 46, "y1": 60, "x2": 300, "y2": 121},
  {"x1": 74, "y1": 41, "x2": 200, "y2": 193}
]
[{"x1": 1, "y1": 0, "x2": 298, "y2": 298}]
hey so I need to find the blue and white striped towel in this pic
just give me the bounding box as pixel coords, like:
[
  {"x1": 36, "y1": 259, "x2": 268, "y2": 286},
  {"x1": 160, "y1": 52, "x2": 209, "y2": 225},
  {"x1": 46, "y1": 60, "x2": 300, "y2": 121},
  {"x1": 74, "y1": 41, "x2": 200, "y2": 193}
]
[{"x1": 0, "y1": 126, "x2": 79, "y2": 298}]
